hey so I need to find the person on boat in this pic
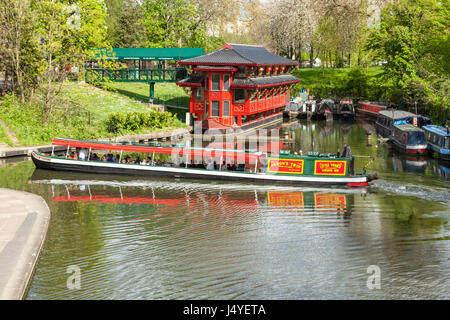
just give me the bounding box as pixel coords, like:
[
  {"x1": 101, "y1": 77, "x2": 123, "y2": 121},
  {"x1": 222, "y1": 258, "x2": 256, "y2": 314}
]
[
  {"x1": 107, "y1": 154, "x2": 115, "y2": 162},
  {"x1": 70, "y1": 152, "x2": 78, "y2": 160},
  {"x1": 342, "y1": 143, "x2": 352, "y2": 158},
  {"x1": 135, "y1": 156, "x2": 141, "y2": 165},
  {"x1": 101, "y1": 155, "x2": 107, "y2": 162},
  {"x1": 231, "y1": 162, "x2": 237, "y2": 171},
  {"x1": 141, "y1": 159, "x2": 147, "y2": 165},
  {"x1": 206, "y1": 159, "x2": 215, "y2": 170},
  {"x1": 220, "y1": 161, "x2": 227, "y2": 170},
  {"x1": 91, "y1": 153, "x2": 100, "y2": 161},
  {"x1": 78, "y1": 148, "x2": 87, "y2": 161},
  {"x1": 115, "y1": 154, "x2": 120, "y2": 163}
]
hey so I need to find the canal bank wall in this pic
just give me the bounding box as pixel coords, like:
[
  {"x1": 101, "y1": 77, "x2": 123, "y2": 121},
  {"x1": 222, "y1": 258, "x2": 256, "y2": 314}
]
[{"x1": 0, "y1": 188, "x2": 50, "y2": 300}]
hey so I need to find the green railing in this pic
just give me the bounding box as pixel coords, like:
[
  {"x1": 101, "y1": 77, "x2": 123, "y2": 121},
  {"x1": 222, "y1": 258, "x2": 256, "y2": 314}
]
[{"x1": 85, "y1": 68, "x2": 188, "y2": 83}]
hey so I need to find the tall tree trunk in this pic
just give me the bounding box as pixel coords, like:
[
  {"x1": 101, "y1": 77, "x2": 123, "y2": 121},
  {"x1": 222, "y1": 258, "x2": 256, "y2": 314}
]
[{"x1": 309, "y1": 46, "x2": 314, "y2": 68}]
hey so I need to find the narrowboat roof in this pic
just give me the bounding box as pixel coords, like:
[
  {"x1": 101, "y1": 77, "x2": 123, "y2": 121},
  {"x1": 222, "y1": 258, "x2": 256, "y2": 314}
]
[
  {"x1": 394, "y1": 124, "x2": 424, "y2": 132},
  {"x1": 179, "y1": 43, "x2": 299, "y2": 66},
  {"x1": 422, "y1": 125, "x2": 450, "y2": 137},
  {"x1": 231, "y1": 75, "x2": 300, "y2": 88},
  {"x1": 378, "y1": 110, "x2": 417, "y2": 119}
]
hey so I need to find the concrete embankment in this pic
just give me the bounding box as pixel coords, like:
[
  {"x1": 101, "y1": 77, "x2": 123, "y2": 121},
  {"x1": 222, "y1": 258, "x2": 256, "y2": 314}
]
[
  {"x1": 0, "y1": 188, "x2": 50, "y2": 300},
  {"x1": 0, "y1": 145, "x2": 67, "y2": 158}
]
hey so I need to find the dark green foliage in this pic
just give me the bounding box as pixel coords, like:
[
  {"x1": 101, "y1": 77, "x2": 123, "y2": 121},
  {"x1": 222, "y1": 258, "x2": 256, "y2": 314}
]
[{"x1": 106, "y1": 111, "x2": 182, "y2": 133}]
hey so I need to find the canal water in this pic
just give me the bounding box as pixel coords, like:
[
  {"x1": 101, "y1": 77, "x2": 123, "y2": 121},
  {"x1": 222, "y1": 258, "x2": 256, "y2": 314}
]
[{"x1": 0, "y1": 119, "x2": 448, "y2": 299}]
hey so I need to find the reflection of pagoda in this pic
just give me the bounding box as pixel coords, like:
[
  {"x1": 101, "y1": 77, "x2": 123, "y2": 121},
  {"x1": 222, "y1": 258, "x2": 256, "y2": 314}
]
[{"x1": 177, "y1": 44, "x2": 300, "y2": 131}]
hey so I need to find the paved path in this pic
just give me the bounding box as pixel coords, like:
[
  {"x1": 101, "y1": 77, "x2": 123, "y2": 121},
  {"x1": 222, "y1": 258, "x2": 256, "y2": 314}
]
[{"x1": 0, "y1": 188, "x2": 50, "y2": 300}]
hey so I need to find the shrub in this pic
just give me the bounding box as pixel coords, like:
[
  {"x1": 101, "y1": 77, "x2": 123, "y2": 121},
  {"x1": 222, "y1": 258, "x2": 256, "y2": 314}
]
[{"x1": 105, "y1": 110, "x2": 183, "y2": 133}]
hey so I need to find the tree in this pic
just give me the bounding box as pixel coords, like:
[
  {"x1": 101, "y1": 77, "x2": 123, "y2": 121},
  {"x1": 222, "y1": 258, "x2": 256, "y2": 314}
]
[
  {"x1": 142, "y1": 0, "x2": 207, "y2": 48},
  {"x1": 367, "y1": 0, "x2": 449, "y2": 120},
  {"x1": 32, "y1": 0, "x2": 109, "y2": 121},
  {"x1": 104, "y1": 0, "x2": 146, "y2": 47},
  {"x1": 0, "y1": 0, "x2": 42, "y2": 102}
]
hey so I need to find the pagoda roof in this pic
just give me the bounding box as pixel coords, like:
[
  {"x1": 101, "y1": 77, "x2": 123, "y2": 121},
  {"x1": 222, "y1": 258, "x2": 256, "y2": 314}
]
[
  {"x1": 176, "y1": 74, "x2": 203, "y2": 87},
  {"x1": 231, "y1": 75, "x2": 300, "y2": 88},
  {"x1": 179, "y1": 44, "x2": 299, "y2": 66}
]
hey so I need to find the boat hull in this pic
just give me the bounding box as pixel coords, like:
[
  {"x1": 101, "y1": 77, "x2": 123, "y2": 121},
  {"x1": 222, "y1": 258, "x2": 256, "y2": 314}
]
[{"x1": 31, "y1": 152, "x2": 370, "y2": 187}]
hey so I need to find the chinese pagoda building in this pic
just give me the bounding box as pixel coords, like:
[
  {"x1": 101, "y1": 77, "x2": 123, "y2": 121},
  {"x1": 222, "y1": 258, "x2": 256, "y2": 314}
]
[{"x1": 176, "y1": 44, "x2": 300, "y2": 131}]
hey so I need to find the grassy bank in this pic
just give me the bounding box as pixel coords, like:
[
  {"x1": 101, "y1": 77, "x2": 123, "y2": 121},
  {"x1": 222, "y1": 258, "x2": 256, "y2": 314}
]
[
  {"x1": 107, "y1": 82, "x2": 190, "y2": 107},
  {"x1": 0, "y1": 82, "x2": 187, "y2": 147}
]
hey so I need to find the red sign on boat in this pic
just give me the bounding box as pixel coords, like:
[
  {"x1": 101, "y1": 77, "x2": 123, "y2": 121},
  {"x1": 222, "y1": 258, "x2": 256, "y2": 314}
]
[
  {"x1": 314, "y1": 160, "x2": 347, "y2": 176},
  {"x1": 267, "y1": 158, "x2": 304, "y2": 174}
]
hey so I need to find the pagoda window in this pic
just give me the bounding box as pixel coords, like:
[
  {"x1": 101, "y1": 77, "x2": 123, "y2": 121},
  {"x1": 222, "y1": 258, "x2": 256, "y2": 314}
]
[
  {"x1": 223, "y1": 74, "x2": 230, "y2": 91},
  {"x1": 223, "y1": 101, "x2": 230, "y2": 117},
  {"x1": 205, "y1": 74, "x2": 209, "y2": 90},
  {"x1": 194, "y1": 88, "x2": 204, "y2": 102},
  {"x1": 211, "y1": 73, "x2": 220, "y2": 91},
  {"x1": 234, "y1": 89, "x2": 246, "y2": 104},
  {"x1": 211, "y1": 100, "x2": 220, "y2": 117}
]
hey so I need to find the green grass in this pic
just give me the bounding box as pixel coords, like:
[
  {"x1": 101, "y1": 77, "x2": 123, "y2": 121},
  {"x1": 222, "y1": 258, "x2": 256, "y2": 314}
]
[
  {"x1": 108, "y1": 82, "x2": 190, "y2": 107},
  {"x1": 0, "y1": 124, "x2": 14, "y2": 147},
  {"x1": 0, "y1": 81, "x2": 187, "y2": 147}
]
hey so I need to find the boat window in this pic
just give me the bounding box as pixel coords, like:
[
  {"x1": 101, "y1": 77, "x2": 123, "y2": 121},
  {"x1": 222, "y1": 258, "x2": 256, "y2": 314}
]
[
  {"x1": 211, "y1": 73, "x2": 220, "y2": 91},
  {"x1": 408, "y1": 132, "x2": 427, "y2": 145},
  {"x1": 234, "y1": 89, "x2": 246, "y2": 103},
  {"x1": 223, "y1": 101, "x2": 230, "y2": 117},
  {"x1": 211, "y1": 101, "x2": 220, "y2": 117},
  {"x1": 223, "y1": 74, "x2": 230, "y2": 91},
  {"x1": 194, "y1": 88, "x2": 204, "y2": 102}
]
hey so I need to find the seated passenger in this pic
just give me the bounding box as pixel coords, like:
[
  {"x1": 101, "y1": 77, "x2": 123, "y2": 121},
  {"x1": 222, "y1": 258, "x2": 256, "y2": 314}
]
[
  {"x1": 115, "y1": 155, "x2": 120, "y2": 163},
  {"x1": 78, "y1": 148, "x2": 87, "y2": 161},
  {"x1": 107, "y1": 154, "x2": 115, "y2": 162},
  {"x1": 206, "y1": 159, "x2": 215, "y2": 170},
  {"x1": 101, "y1": 155, "x2": 107, "y2": 162},
  {"x1": 91, "y1": 153, "x2": 100, "y2": 161},
  {"x1": 141, "y1": 159, "x2": 147, "y2": 165},
  {"x1": 135, "y1": 156, "x2": 141, "y2": 165},
  {"x1": 231, "y1": 163, "x2": 237, "y2": 171},
  {"x1": 220, "y1": 161, "x2": 227, "y2": 170}
]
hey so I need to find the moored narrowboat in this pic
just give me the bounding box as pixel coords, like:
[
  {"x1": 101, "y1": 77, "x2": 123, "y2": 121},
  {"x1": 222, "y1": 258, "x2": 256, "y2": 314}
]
[
  {"x1": 31, "y1": 137, "x2": 377, "y2": 188},
  {"x1": 422, "y1": 125, "x2": 450, "y2": 161},
  {"x1": 356, "y1": 101, "x2": 388, "y2": 120},
  {"x1": 376, "y1": 110, "x2": 431, "y2": 138},
  {"x1": 316, "y1": 99, "x2": 334, "y2": 121},
  {"x1": 335, "y1": 98, "x2": 355, "y2": 120},
  {"x1": 299, "y1": 100, "x2": 316, "y2": 120},
  {"x1": 390, "y1": 124, "x2": 428, "y2": 155}
]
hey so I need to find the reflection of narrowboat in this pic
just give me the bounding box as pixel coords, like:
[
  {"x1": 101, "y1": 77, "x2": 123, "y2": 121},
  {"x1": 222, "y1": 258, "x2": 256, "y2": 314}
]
[
  {"x1": 391, "y1": 155, "x2": 427, "y2": 174},
  {"x1": 422, "y1": 125, "x2": 450, "y2": 161},
  {"x1": 335, "y1": 98, "x2": 355, "y2": 120},
  {"x1": 31, "y1": 137, "x2": 377, "y2": 187},
  {"x1": 356, "y1": 101, "x2": 388, "y2": 120},
  {"x1": 390, "y1": 124, "x2": 428, "y2": 155},
  {"x1": 267, "y1": 191, "x2": 352, "y2": 214}
]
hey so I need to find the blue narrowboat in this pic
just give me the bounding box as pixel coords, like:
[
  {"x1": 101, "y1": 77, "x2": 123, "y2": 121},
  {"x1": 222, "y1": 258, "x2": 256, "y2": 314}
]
[{"x1": 422, "y1": 125, "x2": 450, "y2": 161}]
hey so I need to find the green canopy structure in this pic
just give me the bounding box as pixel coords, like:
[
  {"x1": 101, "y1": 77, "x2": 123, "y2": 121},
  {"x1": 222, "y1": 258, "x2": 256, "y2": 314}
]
[{"x1": 86, "y1": 47, "x2": 205, "y2": 101}]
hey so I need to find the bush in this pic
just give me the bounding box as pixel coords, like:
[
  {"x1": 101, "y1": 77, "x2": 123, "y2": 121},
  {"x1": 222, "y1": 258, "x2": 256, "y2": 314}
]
[{"x1": 106, "y1": 110, "x2": 183, "y2": 133}]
